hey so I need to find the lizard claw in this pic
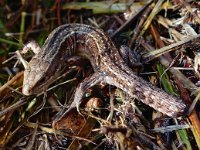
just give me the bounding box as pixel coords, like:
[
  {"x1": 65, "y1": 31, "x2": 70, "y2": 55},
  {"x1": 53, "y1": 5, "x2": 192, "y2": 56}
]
[
  {"x1": 16, "y1": 50, "x2": 30, "y2": 70},
  {"x1": 76, "y1": 102, "x2": 81, "y2": 115},
  {"x1": 22, "y1": 40, "x2": 41, "y2": 54}
]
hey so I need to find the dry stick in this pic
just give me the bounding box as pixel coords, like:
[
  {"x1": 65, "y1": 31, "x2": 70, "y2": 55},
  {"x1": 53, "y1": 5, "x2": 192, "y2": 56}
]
[
  {"x1": 149, "y1": 25, "x2": 193, "y2": 103},
  {"x1": 139, "y1": 0, "x2": 165, "y2": 41},
  {"x1": 0, "y1": 71, "x2": 24, "y2": 94},
  {"x1": 24, "y1": 123, "x2": 97, "y2": 145},
  {"x1": 111, "y1": 0, "x2": 154, "y2": 38},
  {"x1": 179, "y1": 0, "x2": 200, "y2": 24},
  {"x1": 148, "y1": 24, "x2": 200, "y2": 145},
  {"x1": 0, "y1": 98, "x2": 27, "y2": 118},
  {"x1": 26, "y1": 121, "x2": 38, "y2": 150},
  {"x1": 129, "y1": 2, "x2": 154, "y2": 47},
  {"x1": 143, "y1": 34, "x2": 200, "y2": 63}
]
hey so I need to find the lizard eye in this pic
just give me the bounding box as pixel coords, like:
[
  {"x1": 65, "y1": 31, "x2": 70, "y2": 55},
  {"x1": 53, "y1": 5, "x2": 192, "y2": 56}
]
[{"x1": 39, "y1": 77, "x2": 46, "y2": 83}]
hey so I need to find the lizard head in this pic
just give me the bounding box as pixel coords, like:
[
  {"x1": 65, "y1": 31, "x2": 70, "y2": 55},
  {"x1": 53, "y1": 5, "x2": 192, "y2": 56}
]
[{"x1": 22, "y1": 57, "x2": 63, "y2": 96}]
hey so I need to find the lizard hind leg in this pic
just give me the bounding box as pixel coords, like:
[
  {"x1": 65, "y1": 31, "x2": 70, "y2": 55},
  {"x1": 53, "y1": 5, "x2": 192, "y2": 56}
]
[{"x1": 119, "y1": 45, "x2": 143, "y2": 72}]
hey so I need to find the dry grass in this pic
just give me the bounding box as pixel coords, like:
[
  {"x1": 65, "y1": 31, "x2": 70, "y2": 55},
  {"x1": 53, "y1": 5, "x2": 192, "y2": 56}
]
[{"x1": 0, "y1": 0, "x2": 200, "y2": 149}]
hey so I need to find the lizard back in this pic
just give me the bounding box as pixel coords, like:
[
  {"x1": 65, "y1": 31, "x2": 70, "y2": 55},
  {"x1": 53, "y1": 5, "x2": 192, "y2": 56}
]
[{"x1": 22, "y1": 24, "x2": 186, "y2": 117}]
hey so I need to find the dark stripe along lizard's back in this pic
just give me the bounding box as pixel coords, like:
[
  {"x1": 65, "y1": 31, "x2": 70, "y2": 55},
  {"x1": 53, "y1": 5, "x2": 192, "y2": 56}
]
[{"x1": 22, "y1": 24, "x2": 186, "y2": 117}]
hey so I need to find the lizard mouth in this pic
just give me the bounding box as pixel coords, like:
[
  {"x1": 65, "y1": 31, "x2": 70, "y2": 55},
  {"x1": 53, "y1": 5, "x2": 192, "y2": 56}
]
[
  {"x1": 22, "y1": 82, "x2": 46, "y2": 96},
  {"x1": 22, "y1": 88, "x2": 31, "y2": 96},
  {"x1": 23, "y1": 86, "x2": 46, "y2": 96},
  {"x1": 22, "y1": 82, "x2": 33, "y2": 96}
]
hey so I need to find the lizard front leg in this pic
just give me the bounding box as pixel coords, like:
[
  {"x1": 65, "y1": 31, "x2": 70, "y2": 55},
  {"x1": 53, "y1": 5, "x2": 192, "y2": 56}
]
[
  {"x1": 69, "y1": 71, "x2": 105, "y2": 113},
  {"x1": 22, "y1": 40, "x2": 41, "y2": 54},
  {"x1": 16, "y1": 41, "x2": 41, "y2": 72}
]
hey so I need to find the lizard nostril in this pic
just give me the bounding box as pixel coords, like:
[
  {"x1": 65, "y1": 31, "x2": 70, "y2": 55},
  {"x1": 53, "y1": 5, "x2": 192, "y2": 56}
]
[{"x1": 22, "y1": 88, "x2": 30, "y2": 96}]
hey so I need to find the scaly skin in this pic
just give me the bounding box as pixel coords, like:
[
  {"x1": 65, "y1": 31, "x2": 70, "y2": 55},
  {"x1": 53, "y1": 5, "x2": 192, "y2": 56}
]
[{"x1": 22, "y1": 24, "x2": 186, "y2": 117}]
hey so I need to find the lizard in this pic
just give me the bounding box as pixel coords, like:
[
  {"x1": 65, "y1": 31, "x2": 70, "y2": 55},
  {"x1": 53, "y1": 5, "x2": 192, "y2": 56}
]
[{"x1": 22, "y1": 23, "x2": 186, "y2": 117}]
